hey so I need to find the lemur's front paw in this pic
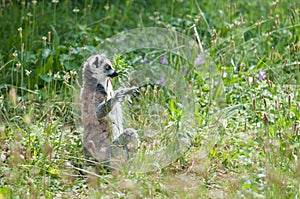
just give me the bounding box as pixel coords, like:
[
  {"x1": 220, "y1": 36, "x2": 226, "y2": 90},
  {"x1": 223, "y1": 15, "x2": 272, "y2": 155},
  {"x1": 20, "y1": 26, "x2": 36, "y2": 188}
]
[{"x1": 115, "y1": 86, "x2": 139, "y2": 99}]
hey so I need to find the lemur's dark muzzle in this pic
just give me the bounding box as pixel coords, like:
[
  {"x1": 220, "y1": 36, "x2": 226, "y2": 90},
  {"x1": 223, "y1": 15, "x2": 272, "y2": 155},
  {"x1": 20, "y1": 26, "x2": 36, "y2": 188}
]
[{"x1": 108, "y1": 71, "x2": 118, "y2": 78}]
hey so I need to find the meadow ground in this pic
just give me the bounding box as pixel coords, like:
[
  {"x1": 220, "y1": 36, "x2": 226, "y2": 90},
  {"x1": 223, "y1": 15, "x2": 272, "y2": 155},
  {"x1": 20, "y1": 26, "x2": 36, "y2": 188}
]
[{"x1": 0, "y1": 1, "x2": 299, "y2": 198}]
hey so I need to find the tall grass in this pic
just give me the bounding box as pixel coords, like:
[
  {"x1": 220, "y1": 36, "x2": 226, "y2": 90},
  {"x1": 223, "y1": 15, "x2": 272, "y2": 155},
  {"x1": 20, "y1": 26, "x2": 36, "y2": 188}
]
[{"x1": 0, "y1": 0, "x2": 299, "y2": 198}]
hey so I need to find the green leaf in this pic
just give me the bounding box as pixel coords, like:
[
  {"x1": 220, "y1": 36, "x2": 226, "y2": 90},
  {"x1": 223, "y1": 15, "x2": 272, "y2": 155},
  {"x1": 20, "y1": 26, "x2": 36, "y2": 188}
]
[
  {"x1": 39, "y1": 74, "x2": 52, "y2": 83},
  {"x1": 34, "y1": 55, "x2": 53, "y2": 85}
]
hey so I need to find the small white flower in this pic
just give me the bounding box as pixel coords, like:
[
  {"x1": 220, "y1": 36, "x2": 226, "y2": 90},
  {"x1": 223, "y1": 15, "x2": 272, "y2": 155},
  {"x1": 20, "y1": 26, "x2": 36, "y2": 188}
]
[
  {"x1": 47, "y1": 70, "x2": 52, "y2": 76},
  {"x1": 70, "y1": 70, "x2": 77, "y2": 77},
  {"x1": 52, "y1": 0, "x2": 59, "y2": 3},
  {"x1": 32, "y1": 1, "x2": 37, "y2": 6},
  {"x1": 16, "y1": 62, "x2": 21, "y2": 69},
  {"x1": 27, "y1": 12, "x2": 33, "y2": 17},
  {"x1": 104, "y1": 4, "x2": 109, "y2": 10},
  {"x1": 54, "y1": 72, "x2": 60, "y2": 79},
  {"x1": 63, "y1": 73, "x2": 70, "y2": 82},
  {"x1": 25, "y1": 69, "x2": 32, "y2": 76},
  {"x1": 73, "y1": 7, "x2": 80, "y2": 13},
  {"x1": 12, "y1": 51, "x2": 18, "y2": 58}
]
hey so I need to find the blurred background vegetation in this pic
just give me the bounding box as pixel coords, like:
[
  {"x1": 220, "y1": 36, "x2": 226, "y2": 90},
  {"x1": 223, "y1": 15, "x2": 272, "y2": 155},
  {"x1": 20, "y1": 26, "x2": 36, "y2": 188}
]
[{"x1": 0, "y1": 0, "x2": 299, "y2": 198}]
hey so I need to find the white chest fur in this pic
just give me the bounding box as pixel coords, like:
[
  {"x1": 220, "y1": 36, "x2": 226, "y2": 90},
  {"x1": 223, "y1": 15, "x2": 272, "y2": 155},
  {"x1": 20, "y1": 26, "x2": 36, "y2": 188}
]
[
  {"x1": 104, "y1": 78, "x2": 123, "y2": 140},
  {"x1": 105, "y1": 78, "x2": 114, "y2": 100}
]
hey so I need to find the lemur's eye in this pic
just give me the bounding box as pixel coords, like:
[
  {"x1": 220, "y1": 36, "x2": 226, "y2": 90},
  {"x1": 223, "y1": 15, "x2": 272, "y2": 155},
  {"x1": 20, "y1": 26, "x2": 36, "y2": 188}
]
[{"x1": 105, "y1": 64, "x2": 111, "y2": 70}]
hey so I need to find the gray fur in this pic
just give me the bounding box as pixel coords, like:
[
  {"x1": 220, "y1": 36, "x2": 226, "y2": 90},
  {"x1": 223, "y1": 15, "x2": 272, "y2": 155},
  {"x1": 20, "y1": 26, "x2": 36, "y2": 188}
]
[{"x1": 81, "y1": 54, "x2": 139, "y2": 164}]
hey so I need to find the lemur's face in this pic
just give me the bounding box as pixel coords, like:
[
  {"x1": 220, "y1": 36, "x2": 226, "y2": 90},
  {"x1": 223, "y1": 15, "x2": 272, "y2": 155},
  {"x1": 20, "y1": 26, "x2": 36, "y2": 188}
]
[{"x1": 87, "y1": 54, "x2": 118, "y2": 81}]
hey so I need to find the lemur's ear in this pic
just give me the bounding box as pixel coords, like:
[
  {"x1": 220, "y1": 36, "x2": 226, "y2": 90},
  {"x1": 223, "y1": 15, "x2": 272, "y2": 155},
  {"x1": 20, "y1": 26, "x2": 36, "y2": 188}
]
[{"x1": 94, "y1": 56, "x2": 99, "y2": 68}]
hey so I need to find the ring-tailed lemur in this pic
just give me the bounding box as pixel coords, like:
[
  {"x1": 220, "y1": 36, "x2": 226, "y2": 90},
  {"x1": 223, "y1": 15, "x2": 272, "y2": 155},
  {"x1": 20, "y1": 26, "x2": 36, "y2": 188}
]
[{"x1": 81, "y1": 54, "x2": 139, "y2": 164}]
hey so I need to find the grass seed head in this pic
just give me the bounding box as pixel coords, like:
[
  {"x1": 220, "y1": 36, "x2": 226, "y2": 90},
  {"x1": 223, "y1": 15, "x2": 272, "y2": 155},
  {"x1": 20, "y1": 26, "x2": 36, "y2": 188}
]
[
  {"x1": 48, "y1": 31, "x2": 51, "y2": 43},
  {"x1": 263, "y1": 98, "x2": 267, "y2": 108},
  {"x1": 288, "y1": 95, "x2": 292, "y2": 107},
  {"x1": 8, "y1": 88, "x2": 17, "y2": 105},
  {"x1": 17, "y1": 27, "x2": 23, "y2": 38},
  {"x1": 263, "y1": 112, "x2": 269, "y2": 126},
  {"x1": 42, "y1": 36, "x2": 47, "y2": 46},
  {"x1": 252, "y1": 98, "x2": 256, "y2": 111}
]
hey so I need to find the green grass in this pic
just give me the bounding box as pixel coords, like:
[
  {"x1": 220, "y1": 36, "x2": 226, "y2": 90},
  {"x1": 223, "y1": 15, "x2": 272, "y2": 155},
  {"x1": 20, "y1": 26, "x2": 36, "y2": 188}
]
[{"x1": 0, "y1": 0, "x2": 300, "y2": 198}]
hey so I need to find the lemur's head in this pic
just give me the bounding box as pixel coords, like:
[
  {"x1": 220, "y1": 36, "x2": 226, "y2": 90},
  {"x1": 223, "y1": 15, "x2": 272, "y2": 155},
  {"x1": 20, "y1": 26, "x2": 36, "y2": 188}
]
[{"x1": 84, "y1": 54, "x2": 118, "y2": 83}]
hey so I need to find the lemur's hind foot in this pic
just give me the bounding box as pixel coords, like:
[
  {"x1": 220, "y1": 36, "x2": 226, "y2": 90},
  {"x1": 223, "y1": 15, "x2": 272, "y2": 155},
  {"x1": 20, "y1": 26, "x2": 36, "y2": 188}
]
[{"x1": 113, "y1": 128, "x2": 140, "y2": 154}]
